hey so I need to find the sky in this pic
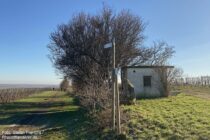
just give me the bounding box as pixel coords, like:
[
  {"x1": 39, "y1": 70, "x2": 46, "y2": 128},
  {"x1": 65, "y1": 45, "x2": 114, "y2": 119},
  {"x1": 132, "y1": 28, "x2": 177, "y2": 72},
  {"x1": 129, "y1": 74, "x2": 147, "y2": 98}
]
[{"x1": 0, "y1": 0, "x2": 210, "y2": 84}]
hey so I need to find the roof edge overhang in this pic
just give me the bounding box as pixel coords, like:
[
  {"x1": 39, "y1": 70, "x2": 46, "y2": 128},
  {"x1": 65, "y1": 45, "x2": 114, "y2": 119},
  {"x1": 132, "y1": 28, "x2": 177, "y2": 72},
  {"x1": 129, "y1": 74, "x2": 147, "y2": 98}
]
[{"x1": 122, "y1": 65, "x2": 174, "y2": 69}]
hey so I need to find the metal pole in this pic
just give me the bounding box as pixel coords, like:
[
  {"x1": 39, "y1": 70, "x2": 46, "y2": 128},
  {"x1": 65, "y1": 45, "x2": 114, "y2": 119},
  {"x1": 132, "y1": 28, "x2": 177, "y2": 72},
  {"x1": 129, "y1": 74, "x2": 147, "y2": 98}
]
[
  {"x1": 112, "y1": 39, "x2": 116, "y2": 130},
  {"x1": 115, "y1": 69, "x2": 121, "y2": 134}
]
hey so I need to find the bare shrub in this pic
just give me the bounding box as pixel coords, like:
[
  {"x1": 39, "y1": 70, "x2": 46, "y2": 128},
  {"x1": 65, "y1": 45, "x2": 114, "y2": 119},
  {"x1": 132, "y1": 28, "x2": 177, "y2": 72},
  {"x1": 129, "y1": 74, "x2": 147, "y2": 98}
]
[{"x1": 75, "y1": 79, "x2": 111, "y2": 111}]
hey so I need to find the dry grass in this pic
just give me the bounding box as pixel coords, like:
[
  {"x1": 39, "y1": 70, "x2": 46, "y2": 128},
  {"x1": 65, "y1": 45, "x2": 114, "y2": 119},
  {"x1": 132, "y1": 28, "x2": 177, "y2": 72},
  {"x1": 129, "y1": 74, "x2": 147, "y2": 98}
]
[{"x1": 173, "y1": 85, "x2": 210, "y2": 99}]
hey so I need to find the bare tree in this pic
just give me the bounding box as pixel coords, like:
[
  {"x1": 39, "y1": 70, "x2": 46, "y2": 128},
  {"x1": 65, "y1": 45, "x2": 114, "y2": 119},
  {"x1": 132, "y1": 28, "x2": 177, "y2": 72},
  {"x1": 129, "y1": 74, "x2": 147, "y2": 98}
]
[
  {"x1": 144, "y1": 41, "x2": 175, "y2": 66},
  {"x1": 48, "y1": 6, "x2": 175, "y2": 110},
  {"x1": 60, "y1": 77, "x2": 69, "y2": 91},
  {"x1": 48, "y1": 6, "x2": 145, "y2": 109}
]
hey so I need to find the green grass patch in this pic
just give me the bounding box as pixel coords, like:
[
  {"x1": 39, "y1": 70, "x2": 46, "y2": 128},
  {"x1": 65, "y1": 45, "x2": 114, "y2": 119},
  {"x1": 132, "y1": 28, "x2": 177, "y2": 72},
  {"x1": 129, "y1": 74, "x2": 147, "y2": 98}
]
[
  {"x1": 122, "y1": 94, "x2": 210, "y2": 139},
  {"x1": 0, "y1": 91, "x2": 100, "y2": 140}
]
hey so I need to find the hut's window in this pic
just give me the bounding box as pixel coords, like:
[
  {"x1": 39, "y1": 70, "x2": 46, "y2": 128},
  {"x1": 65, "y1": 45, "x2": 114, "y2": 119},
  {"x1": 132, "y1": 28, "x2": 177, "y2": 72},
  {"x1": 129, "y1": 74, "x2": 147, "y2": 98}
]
[{"x1": 143, "y1": 76, "x2": 152, "y2": 87}]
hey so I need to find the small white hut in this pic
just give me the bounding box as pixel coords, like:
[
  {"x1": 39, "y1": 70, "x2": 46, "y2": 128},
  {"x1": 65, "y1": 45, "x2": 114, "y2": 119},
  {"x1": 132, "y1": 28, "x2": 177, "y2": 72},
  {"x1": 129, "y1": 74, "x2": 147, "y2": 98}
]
[{"x1": 121, "y1": 66, "x2": 174, "y2": 98}]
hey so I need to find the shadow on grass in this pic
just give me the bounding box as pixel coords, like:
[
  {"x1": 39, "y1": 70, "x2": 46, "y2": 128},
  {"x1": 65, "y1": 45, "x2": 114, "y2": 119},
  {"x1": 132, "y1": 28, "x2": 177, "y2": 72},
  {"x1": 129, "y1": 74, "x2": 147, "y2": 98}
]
[
  {"x1": 0, "y1": 101, "x2": 75, "y2": 112},
  {"x1": 0, "y1": 102, "x2": 100, "y2": 139},
  {"x1": 25, "y1": 94, "x2": 68, "y2": 99}
]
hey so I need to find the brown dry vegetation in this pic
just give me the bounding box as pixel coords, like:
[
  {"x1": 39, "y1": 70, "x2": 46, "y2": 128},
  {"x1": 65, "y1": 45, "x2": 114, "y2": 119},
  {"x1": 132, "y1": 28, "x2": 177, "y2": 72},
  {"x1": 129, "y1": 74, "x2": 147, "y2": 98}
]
[
  {"x1": 172, "y1": 85, "x2": 210, "y2": 99},
  {"x1": 0, "y1": 88, "x2": 49, "y2": 103}
]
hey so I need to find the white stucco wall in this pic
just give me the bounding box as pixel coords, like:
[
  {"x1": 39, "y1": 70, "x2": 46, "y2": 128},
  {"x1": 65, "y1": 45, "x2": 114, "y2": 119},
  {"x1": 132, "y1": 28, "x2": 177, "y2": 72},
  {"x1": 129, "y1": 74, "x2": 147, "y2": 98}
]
[{"x1": 127, "y1": 68, "x2": 162, "y2": 98}]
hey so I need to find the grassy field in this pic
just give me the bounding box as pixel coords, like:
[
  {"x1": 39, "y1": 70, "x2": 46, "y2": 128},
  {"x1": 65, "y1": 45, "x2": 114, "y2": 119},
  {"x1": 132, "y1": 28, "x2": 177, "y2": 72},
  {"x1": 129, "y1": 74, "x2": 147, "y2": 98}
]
[
  {"x1": 122, "y1": 87, "x2": 210, "y2": 139},
  {"x1": 1, "y1": 87, "x2": 210, "y2": 139},
  {"x1": 0, "y1": 91, "x2": 100, "y2": 140}
]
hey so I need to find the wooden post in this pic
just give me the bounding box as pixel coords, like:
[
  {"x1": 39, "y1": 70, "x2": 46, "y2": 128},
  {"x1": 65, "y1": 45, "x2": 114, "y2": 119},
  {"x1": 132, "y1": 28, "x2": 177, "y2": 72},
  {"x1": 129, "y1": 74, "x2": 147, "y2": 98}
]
[{"x1": 112, "y1": 39, "x2": 116, "y2": 130}]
